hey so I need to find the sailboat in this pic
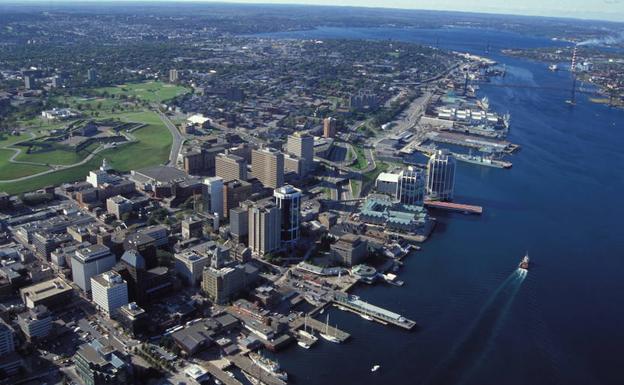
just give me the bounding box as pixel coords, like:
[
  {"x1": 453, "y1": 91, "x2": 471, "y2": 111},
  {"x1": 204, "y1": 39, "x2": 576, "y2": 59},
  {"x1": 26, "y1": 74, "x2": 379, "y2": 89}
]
[
  {"x1": 298, "y1": 315, "x2": 318, "y2": 349},
  {"x1": 320, "y1": 314, "x2": 341, "y2": 343}
]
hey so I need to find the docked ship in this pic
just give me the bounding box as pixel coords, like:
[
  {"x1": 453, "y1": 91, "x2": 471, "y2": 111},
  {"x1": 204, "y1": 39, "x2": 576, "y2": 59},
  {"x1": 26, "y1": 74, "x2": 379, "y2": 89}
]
[
  {"x1": 249, "y1": 352, "x2": 288, "y2": 381},
  {"x1": 519, "y1": 253, "x2": 530, "y2": 270},
  {"x1": 455, "y1": 152, "x2": 512, "y2": 169},
  {"x1": 320, "y1": 314, "x2": 341, "y2": 343}
]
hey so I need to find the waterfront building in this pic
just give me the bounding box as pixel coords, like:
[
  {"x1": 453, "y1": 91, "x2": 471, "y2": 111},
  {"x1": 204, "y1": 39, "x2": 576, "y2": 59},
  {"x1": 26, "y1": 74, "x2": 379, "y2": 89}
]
[
  {"x1": 248, "y1": 200, "x2": 281, "y2": 256},
  {"x1": 399, "y1": 167, "x2": 426, "y2": 206},
  {"x1": 426, "y1": 149, "x2": 456, "y2": 201},
  {"x1": 216, "y1": 152, "x2": 247, "y2": 182},
  {"x1": 330, "y1": 234, "x2": 368, "y2": 266},
  {"x1": 203, "y1": 176, "x2": 224, "y2": 217},
  {"x1": 359, "y1": 197, "x2": 429, "y2": 233},
  {"x1": 323, "y1": 117, "x2": 337, "y2": 138},
  {"x1": 274, "y1": 185, "x2": 302, "y2": 247},
  {"x1": 286, "y1": 132, "x2": 314, "y2": 173},
  {"x1": 251, "y1": 148, "x2": 284, "y2": 189},
  {"x1": 91, "y1": 271, "x2": 129, "y2": 317},
  {"x1": 375, "y1": 172, "x2": 400, "y2": 198},
  {"x1": 17, "y1": 305, "x2": 52, "y2": 341}
]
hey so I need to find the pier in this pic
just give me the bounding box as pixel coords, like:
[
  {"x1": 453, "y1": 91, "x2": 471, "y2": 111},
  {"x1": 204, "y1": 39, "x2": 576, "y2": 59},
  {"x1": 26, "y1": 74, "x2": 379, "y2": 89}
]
[
  {"x1": 332, "y1": 293, "x2": 418, "y2": 330},
  {"x1": 425, "y1": 131, "x2": 518, "y2": 153},
  {"x1": 229, "y1": 355, "x2": 287, "y2": 385},
  {"x1": 202, "y1": 362, "x2": 244, "y2": 385},
  {"x1": 424, "y1": 200, "x2": 483, "y2": 215},
  {"x1": 290, "y1": 315, "x2": 351, "y2": 343}
]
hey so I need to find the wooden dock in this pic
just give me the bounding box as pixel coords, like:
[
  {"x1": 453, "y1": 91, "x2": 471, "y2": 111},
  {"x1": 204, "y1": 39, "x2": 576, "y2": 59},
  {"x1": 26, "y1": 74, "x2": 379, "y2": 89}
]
[
  {"x1": 424, "y1": 200, "x2": 483, "y2": 215},
  {"x1": 290, "y1": 316, "x2": 350, "y2": 343},
  {"x1": 201, "y1": 362, "x2": 243, "y2": 385},
  {"x1": 333, "y1": 293, "x2": 417, "y2": 330},
  {"x1": 229, "y1": 355, "x2": 286, "y2": 385}
]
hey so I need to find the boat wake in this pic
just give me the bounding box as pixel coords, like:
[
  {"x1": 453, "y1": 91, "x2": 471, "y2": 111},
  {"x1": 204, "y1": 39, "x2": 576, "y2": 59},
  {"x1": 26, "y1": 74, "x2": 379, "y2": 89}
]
[{"x1": 423, "y1": 269, "x2": 527, "y2": 385}]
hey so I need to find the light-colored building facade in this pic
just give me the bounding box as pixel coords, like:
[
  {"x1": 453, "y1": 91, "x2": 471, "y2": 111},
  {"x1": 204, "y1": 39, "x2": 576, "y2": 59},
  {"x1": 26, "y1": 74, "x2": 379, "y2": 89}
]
[
  {"x1": 91, "y1": 271, "x2": 129, "y2": 317},
  {"x1": 203, "y1": 176, "x2": 224, "y2": 217},
  {"x1": 17, "y1": 305, "x2": 52, "y2": 341},
  {"x1": 174, "y1": 250, "x2": 211, "y2": 286},
  {"x1": 426, "y1": 149, "x2": 456, "y2": 201},
  {"x1": 399, "y1": 167, "x2": 426, "y2": 206},
  {"x1": 71, "y1": 245, "x2": 116, "y2": 292},
  {"x1": 248, "y1": 200, "x2": 281, "y2": 256},
  {"x1": 216, "y1": 153, "x2": 247, "y2": 182},
  {"x1": 286, "y1": 132, "x2": 314, "y2": 173},
  {"x1": 251, "y1": 148, "x2": 284, "y2": 189}
]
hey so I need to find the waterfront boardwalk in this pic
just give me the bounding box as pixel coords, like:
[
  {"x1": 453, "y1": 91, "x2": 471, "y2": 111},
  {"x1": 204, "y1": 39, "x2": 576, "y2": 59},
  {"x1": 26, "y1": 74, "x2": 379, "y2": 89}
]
[
  {"x1": 290, "y1": 316, "x2": 351, "y2": 343},
  {"x1": 333, "y1": 294, "x2": 418, "y2": 330},
  {"x1": 229, "y1": 355, "x2": 287, "y2": 385},
  {"x1": 424, "y1": 200, "x2": 483, "y2": 215},
  {"x1": 201, "y1": 362, "x2": 243, "y2": 385}
]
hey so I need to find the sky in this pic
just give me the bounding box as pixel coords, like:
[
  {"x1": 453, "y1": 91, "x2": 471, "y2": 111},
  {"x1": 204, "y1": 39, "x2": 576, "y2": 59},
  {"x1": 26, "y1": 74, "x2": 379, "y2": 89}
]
[{"x1": 6, "y1": 0, "x2": 624, "y2": 22}]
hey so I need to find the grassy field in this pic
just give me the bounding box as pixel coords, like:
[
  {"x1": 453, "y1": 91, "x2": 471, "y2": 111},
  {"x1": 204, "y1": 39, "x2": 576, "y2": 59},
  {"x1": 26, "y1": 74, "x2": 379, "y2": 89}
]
[
  {"x1": 98, "y1": 81, "x2": 188, "y2": 103},
  {"x1": 0, "y1": 149, "x2": 50, "y2": 180},
  {"x1": 353, "y1": 145, "x2": 369, "y2": 170},
  {"x1": 0, "y1": 120, "x2": 172, "y2": 194}
]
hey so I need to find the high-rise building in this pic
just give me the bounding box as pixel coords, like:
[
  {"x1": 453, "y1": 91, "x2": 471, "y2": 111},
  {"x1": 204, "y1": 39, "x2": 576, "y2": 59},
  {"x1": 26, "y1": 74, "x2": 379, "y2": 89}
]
[
  {"x1": 74, "y1": 339, "x2": 130, "y2": 385},
  {"x1": 251, "y1": 148, "x2": 284, "y2": 189},
  {"x1": 274, "y1": 185, "x2": 301, "y2": 247},
  {"x1": 248, "y1": 200, "x2": 281, "y2": 256},
  {"x1": 201, "y1": 264, "x2": 245, "y2": 305},
  {"x1": 71, "y1": 244, "x2": 116, "y2": 292},
  {"x1": 169, "y1": 69, "x2": 178, "y2": 83},
  {"x1": 0, "y1": 319, "x2": 15, "y2": 355},
  {"x1": 203, "y1": 177, "x2": 224, "y2": 217},
  {"x1": 174, "y1": 249, "x2": 211, "y2": 286},
  {"x1": 426, "y1": 149, "x2": 456, "y2": 201},
  {"x1": 286, "y1": 132, "x2": 314, "y2": 173},
  {"x1": 91, "y1": 271, "x2": 129, "y2": 317},
  {"x1": 216, "y1": 152, "x2": 247, "y2": 182},
  {"x1": 323, "y1": 117, "x2": 337, "y2": 138},
  {"x1": 24, "y1": 75, "x2": 34, "y2": 90},
  {"x1": 399, "y1": 167, "x2": 426, "y2": 206},
  {"x1": 17, "y1": 305, "x2": 52, "y2": 341},
  {"x1": 230, "y1": 205, "x2": 250, "y2": 244},
  {"x1": 223, "y1": 179, "x2": 252, "y2": 218},
  {"x1": 87, "y1": 68, "x2": 96, "y2": 82}
]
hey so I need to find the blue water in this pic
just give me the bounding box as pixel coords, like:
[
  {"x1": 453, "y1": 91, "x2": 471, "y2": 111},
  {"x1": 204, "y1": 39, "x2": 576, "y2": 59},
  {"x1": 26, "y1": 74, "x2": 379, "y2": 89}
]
[{"x1": 255, "y1": 27, "x2": 624, "y2": 385}]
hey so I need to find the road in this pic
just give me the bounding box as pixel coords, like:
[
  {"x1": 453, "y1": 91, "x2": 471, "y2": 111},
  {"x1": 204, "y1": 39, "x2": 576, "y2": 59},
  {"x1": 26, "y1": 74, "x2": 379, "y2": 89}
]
[{"x1": 154, "y1": 109, "x2": 184, "y2": 166}]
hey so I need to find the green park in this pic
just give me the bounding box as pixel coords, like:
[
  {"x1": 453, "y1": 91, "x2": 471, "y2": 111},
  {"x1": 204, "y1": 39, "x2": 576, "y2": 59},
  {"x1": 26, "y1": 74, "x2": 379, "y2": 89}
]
[{"x1": 0, "y1": 81, "x2": 189, "y2": 195}]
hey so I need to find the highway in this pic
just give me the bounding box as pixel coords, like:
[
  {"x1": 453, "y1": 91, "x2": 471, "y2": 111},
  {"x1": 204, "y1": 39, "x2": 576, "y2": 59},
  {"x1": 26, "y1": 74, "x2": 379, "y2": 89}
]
[{"x1": 154, "y1": 108, "x2": 185, "y2": 166}]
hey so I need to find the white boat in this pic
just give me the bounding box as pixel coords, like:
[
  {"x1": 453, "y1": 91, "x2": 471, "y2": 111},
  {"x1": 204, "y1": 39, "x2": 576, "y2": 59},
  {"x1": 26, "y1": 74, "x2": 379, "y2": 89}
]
[
  {"x1": 320, "y1": 314, "x2": 341, "y2": 343},
  {"x1": 249, "y1": 352, "x2": 288, "y2": 381},
  {"x1": 371, "y1": 364, "x2": 381, "y2": 372},
  {"x1": 519, "y1": 252, "x2": 530, "y2": 270},
  {"x1": 297, "y1": 316, "x2": 318, "y2": 349},
  {"x1": 360, "y1": 314, "x2": 374, "y2": 321},
  {"x1": 549, "y1": 64, "x2": 559, "y2": 71},
  {"x1": 298, "y1": 340, "x2": 311, "y2": 349}
]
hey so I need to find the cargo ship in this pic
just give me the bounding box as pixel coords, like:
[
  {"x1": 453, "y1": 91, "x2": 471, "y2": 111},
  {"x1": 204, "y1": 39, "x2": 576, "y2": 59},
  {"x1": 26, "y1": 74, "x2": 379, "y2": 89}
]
[
  {"x1": 519, "y1": 253, "x2": 530, "y2": 270},
  {"x1": 455, "y1": 152, "x2": 512, "y2": 169}
]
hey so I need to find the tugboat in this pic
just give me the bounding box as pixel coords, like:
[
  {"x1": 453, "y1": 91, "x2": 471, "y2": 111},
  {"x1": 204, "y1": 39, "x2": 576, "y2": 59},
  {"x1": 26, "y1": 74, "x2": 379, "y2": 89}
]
[{"x1": 519, "y1": 253, "x2": 530, "y2": 270}]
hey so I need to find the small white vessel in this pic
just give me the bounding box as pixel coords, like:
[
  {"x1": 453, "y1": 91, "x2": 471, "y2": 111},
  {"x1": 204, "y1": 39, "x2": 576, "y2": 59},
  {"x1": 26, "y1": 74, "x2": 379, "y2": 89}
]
[
  {"x1": 371, "y1": 364, "x2": 381, "y2": 372},
  {"x1": 360, "y1": 314, "x2": 374, "y2": 321},
  {"x1": 320, "y1": 314, "x2": 341, "y2": 343}
]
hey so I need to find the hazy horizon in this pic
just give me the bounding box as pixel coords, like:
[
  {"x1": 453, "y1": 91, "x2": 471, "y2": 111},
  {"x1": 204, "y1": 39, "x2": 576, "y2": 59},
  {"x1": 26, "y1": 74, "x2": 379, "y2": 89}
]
[{"x1": 2, "y1": 0, "x2": 624, "y2": 23}]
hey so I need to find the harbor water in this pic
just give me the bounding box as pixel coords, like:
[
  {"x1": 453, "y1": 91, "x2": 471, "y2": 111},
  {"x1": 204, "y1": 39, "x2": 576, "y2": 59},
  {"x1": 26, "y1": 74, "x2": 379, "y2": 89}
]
[{"x1": 256, "y1": 27, "x2": 624, "y2": 385}]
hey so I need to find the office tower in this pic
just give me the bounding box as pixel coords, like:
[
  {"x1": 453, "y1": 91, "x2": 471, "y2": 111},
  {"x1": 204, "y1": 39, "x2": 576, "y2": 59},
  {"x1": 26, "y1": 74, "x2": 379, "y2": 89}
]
[
  {"x1": 274, "y1": 185, "x2": 301, "y2": 247},
  {"x1": 251, "y1": 148, "x2": 284, "y2": 189},
  {"x1": 203, "y1": 176, "x2": 224, "y2": 217},
  {"x1": 174, "y1": 249, "x2": 211, "y2": 286},
  {"x1": 17, "y1": 305, "x2": 52, "y2": 341},
  {"x1": 216, "y1": 152, "x2": 247, "y2": 182},
  {"x1": 223, "y1": 179, "x2": 252, "y2": 218},
  {"x1": 399, "y1": 167, "x2": 426, "y2": 206},
  {"x1": 91, "y1": 271, "x2": 129, "y2": 317},
  {"x1": 181, "y1": 216, "x2": 203, "y2": 240},
  {"x1": 87, "y1": 68, "x2": 96, "y2": 82},
  {"x1": 286, "y1": 132, "x2": 314, "y2": 173},
  {"x1": 24, "y1": 75, "x2": 34, "y2": 90},
  {"x1": 230, "y1": 204, "x2": 250, "y2": 244},
  {"x1": 71, "y1": 244, "x2": 116, "y2": 292},
  {"x1": 169, "y1": 69, "x2": 178, "y2": 82},
  {"x1": 248, "y1": 200, "x2": 281, "y2": 256},
  {"x1": 74, "y1": 339, "x2": 129, "y2": 385},
  {"x1": 201, "y1": 264, "x2": 246, "y2": 305},
  {"x1": 426, "y1": 149, "x2": 456, "y2": 201},
  {"x1": 323, "y1": 117, "x2": 337, "y2": 138},
  {"x1": 0, "y1": 319, "x2": 15, "y2": 355}
]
